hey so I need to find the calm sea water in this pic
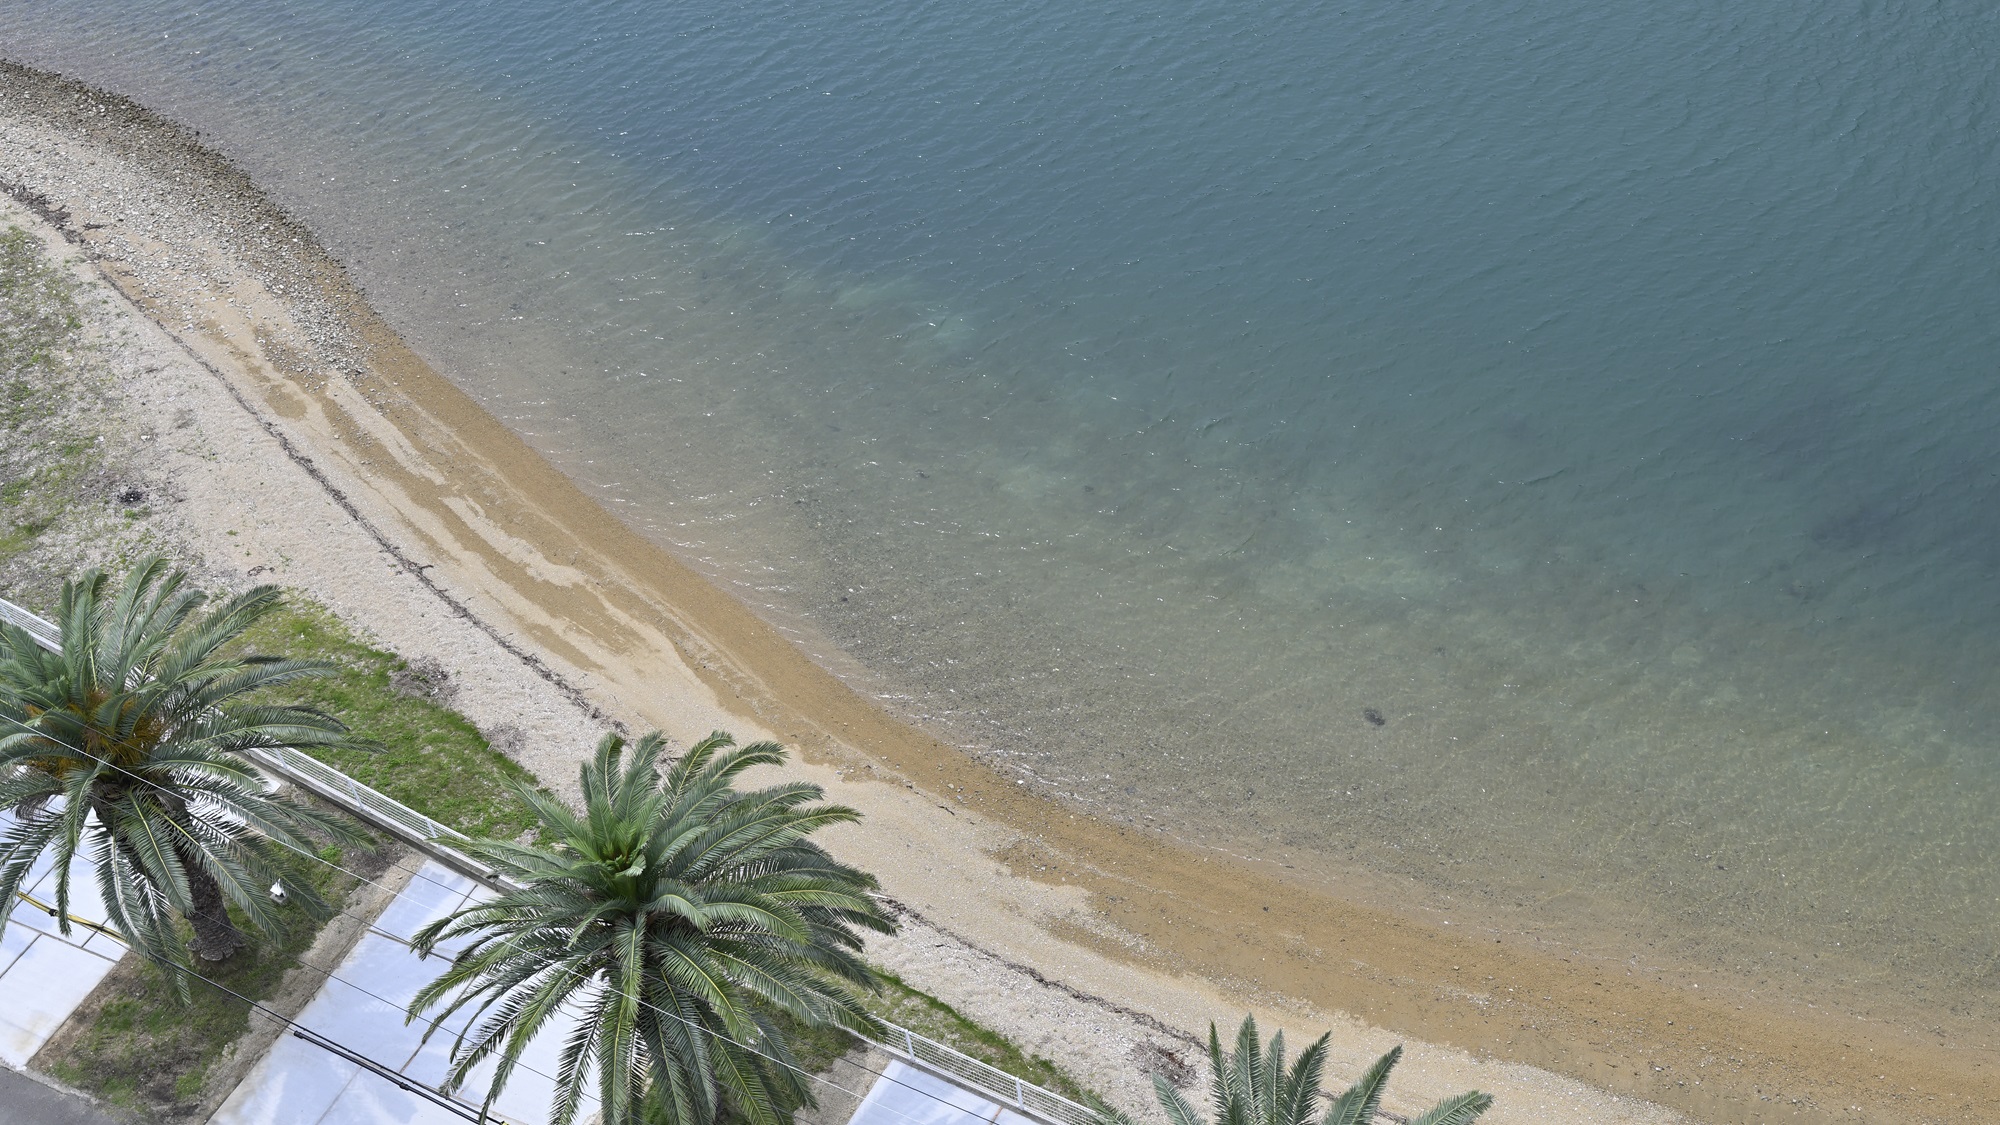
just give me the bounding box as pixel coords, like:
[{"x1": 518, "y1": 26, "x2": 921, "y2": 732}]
[{"x1": 5, "y1": 0, "x2": 1997, "y2": 1027}]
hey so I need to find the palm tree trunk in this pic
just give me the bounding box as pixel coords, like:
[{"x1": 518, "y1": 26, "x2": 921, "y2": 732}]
[{"x1": 186, "y1": 864, "x2": 247, "y2": 961}]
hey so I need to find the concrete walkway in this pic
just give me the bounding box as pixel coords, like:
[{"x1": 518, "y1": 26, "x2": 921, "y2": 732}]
[
  {"x1": 1, "y1": 838, "x2": 1029, "y2": 1125},
  {"x1": 213, "y1": 859, "x2": 589, "y2": 1125},
  {"x1": 0, "y1": 825, "x2": 128, "y2": 1125},
  {"x1": 210, "y1": 859, "x2": 1013, "y2": 1125},
  {"x1": 0, "y1": 821, "x2": 126, "y2": 1068}
]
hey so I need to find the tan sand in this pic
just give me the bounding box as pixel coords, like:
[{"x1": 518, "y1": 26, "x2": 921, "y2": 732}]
[{"x1": 3, "y1": 59, "x2": 1990, "y2": 1125}]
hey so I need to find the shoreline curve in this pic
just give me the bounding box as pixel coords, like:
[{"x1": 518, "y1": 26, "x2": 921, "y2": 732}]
[{"x1": 1, "y1": 56, "x2": 1990, "y2": 1125}]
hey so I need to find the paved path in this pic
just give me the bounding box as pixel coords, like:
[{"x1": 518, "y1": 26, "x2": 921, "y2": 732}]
[
  {"x1": 209, "y1": 857, "x2": 1044, "y2": 1125},
  {"x1": 849, "y1": 1058, "x2": 1039, "y2": 1125},
  {"x1": 213, "y1": 860, "x2": 585, "y2": 1125},
  {"x1": 0, "y1": 844, "x2": 1007, "y2": 1125},
  {"x1": 0, "y1": 816, "x2": 126, "y2": 1067},
  {"x1": 0, "y1": 1065, "x2": 124, "y2": 1125}
]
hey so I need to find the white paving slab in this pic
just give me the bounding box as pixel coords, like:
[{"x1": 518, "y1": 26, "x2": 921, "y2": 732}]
[
  {"x1": 214, "y1": 859, "x2": 590, "y2": 1125},
  {"x1": 0, "y1": 918, "x2": 36, "y2": 975},
  {"x1": 0, "y1": 933, "x2": 120, "y2": 1066},
  {"x1": 214, "y1": 859, "x2": 1027, "y2": 1125},
  {"x1": 210, "y1": 1031, "x2": 364, "y2": 1125},
  {"x1": 327, "y1": 1070, "x2": 481, "y2": 1125},
  {"x1": 0, "y1": 821, "x2": 127, "y2": 1067},
  {"x1": 369, "y1": 867, "x2": 478, "y2": 944},
  {"x1": 20, "y1": 857, "x2": 123, "y2": 957}
]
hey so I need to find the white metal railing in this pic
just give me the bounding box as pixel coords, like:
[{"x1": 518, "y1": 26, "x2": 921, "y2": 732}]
[
  {"x1": 873, "y1": 1024, "x2": 1098, "y2": 1125},
  {"x1": 0, "y1": 596, "x2": 61, "y2": 651},
  {"x1": 0, "y1": 595, "x2": 1093, "y2": 1125},
  {"x1": 244, "y1": 742, "x2": 468, "y2": 846},
  {"x1": 0, "y1": 595, "x2": 493, "y2": 879}
]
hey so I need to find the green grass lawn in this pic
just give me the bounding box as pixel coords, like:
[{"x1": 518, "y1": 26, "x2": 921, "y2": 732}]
[
  {"x1": 40, "y1": 847, "x2": 366, "y2": 1118},
  {"x1": 236, "y1": 598, "x2": 541, "y2": 839}
]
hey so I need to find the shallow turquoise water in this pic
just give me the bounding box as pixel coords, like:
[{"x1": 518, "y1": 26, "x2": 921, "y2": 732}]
[{"x1": 5, "y1": 0, "x2": 1997, "y2": 1025}]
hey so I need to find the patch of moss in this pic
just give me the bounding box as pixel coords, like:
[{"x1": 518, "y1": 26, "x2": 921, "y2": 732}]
[
  {"x1": 0, "y1": 516, "x2": 53, "y2": 564},
  {"x1": 0, "y1": 226, "x2": 91, "y2": 551}
]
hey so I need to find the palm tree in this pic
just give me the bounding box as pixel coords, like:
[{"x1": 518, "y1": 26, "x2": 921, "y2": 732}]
[
  {"x1": 1104, "y1": 1015, "x2": 1491, "y2": 1125},
  {"x1": 408, "y1": 729, "x2": 895, "y2": 1125},
  {"x1": 0, "y1": 558, "x2": 368, "y2": 970}
]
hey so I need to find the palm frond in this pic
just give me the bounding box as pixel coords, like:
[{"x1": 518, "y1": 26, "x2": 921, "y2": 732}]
[
  {"x1": 1406, "y1": 1092, "x2": 1494, "y2": 1125},
  {"x1": 1157, "y1": 1079, "x2": 1210, "y2": 1125},
  {"x1": 411, "y1": 727, "x2": 893, "y2": 1125},
  {"x1": 1322, "y1": 1046, "x2": 1399, "y2": 1125},
  {"x1": 1143, "y1": 1020, "x2": 1491, "y2": 1125},
  {"x1": 0, "y1": 560, "x2": 368, "y2": 971}
]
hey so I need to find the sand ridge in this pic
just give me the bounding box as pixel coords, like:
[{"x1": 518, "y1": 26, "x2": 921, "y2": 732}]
[{"x1": 2, "y1": 58, "x2": 1989, "y2": 1124}]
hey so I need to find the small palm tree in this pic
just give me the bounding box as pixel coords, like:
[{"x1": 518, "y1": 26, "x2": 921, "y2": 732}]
[
  {"x1": 0, "y1": 558, "x2": 368, "y2": 970},
  {"x1": 409, "y1": 729, "x2": 895, "y2": 1125},
  {"x1": 1105, "y1": 1015, "x2": 1491, "y2": 1125}
]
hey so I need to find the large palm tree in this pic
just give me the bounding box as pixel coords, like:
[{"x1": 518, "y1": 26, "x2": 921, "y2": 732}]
[
  {"x1": 0, "y1": 558, "x2": 367, "y2": 969},
  {"x1": 1105, "y1": 1015, "x2": 1491, "y2": 1125},
  {"x1": 409, "y1": 729, "x2": 895, "y2": 1125}
]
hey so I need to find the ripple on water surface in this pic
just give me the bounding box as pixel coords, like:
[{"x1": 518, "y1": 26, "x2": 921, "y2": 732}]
[{"x1": 5, "y1": 0, "x2": 1998, "y2": 1031}]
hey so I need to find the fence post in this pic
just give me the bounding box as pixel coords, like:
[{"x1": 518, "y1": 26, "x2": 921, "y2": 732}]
[
  {"x1": 1015, "y1": 1077, "x2": 1026, "y2": 1108},
  {"x1": 903, "y1": 1027, "x2": 916, "y2": 1058}
]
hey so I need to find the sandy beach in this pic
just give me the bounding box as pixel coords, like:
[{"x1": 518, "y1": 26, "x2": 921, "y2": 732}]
[{"x1": 1, "y1": 59, "x2": 1991, "y2": 1124}]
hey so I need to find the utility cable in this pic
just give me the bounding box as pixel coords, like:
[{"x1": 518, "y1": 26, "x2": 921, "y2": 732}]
[
  {"x1": 0, "y1": 712, "x2": 1032, "y2": 1120},
  {"x1": 0, "y1": 722, "x2": 591, "y2": 1111},
  {"x1": 10, "y1": 887, "x2": 513, "y2": 1125},
  {"x1": 0, "y1": 615, "x2": 1068, "y2": 1119}
]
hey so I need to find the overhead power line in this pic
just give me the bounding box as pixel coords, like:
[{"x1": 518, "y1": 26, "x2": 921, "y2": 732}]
[
  {"x1": 11, "y1": 885, "x2": 513, "y2": 1124},
  {"x1": 0, "y1": 713, "x2": 1057, "y2": 1125}
]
